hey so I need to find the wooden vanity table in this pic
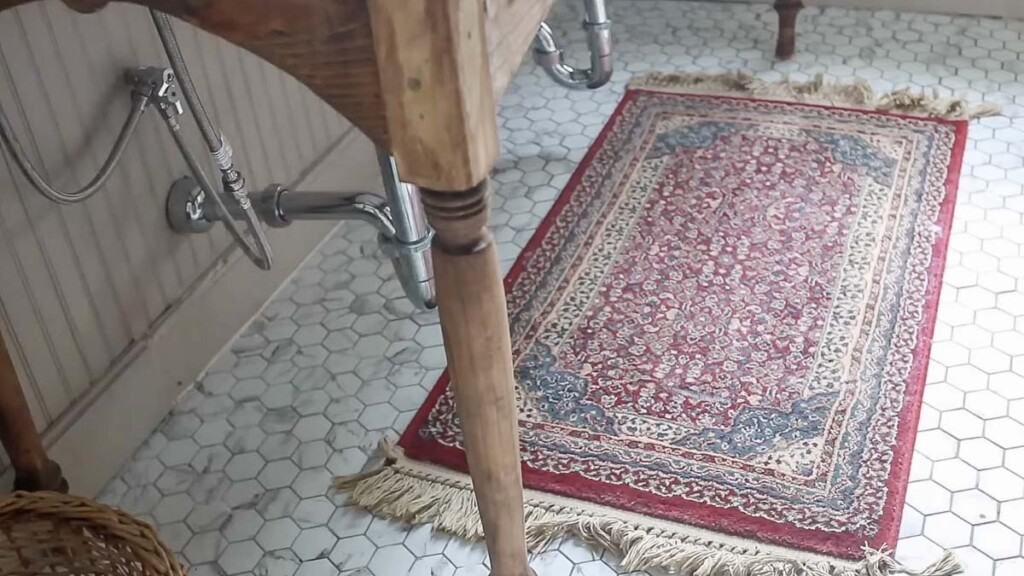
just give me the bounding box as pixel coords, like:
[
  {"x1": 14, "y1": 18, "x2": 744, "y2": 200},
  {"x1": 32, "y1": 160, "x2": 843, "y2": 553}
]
[
  {"x1": 0, "y1": 1, "x2": 807, "y2": 573},
  {"x1": 0, "y1": 0, "x2": 551, "y2": 574}
]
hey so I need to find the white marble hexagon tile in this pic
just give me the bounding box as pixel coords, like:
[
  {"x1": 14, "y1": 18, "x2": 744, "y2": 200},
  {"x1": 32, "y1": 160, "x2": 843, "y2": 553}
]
[{"x1": 98, "y1": 2, "x2": 1024, "y2": 575}]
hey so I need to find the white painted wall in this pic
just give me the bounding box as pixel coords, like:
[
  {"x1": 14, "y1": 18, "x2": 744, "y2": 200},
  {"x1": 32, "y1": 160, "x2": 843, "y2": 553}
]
[{"x1": 46, "y1": 133, "x2": 384, "y2": 495}]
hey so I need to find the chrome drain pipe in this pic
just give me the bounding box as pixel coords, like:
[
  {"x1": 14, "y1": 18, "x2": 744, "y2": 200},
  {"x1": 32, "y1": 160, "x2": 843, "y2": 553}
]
[
  {"x1": 533, "y1": 0, "x2": 612, "y2": 90},
  {"x1": 249, "y1": 186, "x2": 397, "y2": 236},
  {"x1": 167, "y1": 151, "x2": 436, "y2": 310},
  {"x1": 375, "y1": 151, "x2": 435, "y2": 312}
]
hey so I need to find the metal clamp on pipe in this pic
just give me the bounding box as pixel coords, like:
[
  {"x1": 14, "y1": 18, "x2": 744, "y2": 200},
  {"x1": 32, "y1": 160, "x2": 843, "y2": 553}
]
[
  {"x1": 375, "y1": 152, "x2": 435, "y2": 312},
  {"x1": 533, "y1": 0, "x2": 612, "y2": 90}
]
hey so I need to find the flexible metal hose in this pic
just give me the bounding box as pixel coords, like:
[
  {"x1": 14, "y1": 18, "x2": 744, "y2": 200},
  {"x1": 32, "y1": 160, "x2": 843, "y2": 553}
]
[
  {"x1": 150, "y1": 10, "x2": 221, "y2": 154},
  {"x1": 0, "y1": 92, "x2": 149, "y2": 205},
  {"x1": 163, "y1": 116, "x2": 273, "y2": 270},
  {"x1": 150, "y1": 9, "x2": 273, "y2": 270}
]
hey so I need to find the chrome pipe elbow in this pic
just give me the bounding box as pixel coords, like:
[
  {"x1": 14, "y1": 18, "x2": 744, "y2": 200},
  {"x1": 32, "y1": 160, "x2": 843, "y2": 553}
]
[
  {"x1": 265, "y1": 184, "x2": 436, "y2": 311},
  {"x1": 254, "y1": 187, "x2": 396, "y2": 238},
  {"x1": 166, "y1": 175, "x2": 436, "y2": 311},
  {"x1": 533, "y1": 0, "x2": 612, "y2": 90}
]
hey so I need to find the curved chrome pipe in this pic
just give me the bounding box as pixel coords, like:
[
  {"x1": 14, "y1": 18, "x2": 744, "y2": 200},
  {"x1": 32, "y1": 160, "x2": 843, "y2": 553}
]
[
  {"x1": 170, "y1": 180, "x2": 396, "y2": 239},
  {"x1": 167, "y1": 176, "x2": 437, "y2": 310},
  {"x1": 533, "y1": 0, "x2": 612, "y2": 90},
  {"x1": 258, "y1": 180, "x2": 435, "y2": 310},
  {"x1": 255, "y1": 188, "x2": 397, "y2": 239}
]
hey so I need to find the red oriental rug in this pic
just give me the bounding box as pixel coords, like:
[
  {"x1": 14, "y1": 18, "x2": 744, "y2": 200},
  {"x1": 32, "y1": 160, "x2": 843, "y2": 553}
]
[{"x1": 342, "y1": 74, "x2": 981, "y2": 575}]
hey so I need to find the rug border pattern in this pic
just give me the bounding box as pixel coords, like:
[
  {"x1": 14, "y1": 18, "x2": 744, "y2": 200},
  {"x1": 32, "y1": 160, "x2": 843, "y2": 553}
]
[{"x1": 400, "y1": 89, "x2": 969, "y2": 559}]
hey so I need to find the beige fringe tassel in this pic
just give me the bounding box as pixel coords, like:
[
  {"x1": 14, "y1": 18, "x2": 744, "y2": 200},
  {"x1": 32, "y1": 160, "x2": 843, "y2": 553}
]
[
  {"x1": 629, "y1": 71, "x2": 1000, "y2": 120},
  {"x1": 335, "y1": 443, "x2": 963, "y2": 576}
]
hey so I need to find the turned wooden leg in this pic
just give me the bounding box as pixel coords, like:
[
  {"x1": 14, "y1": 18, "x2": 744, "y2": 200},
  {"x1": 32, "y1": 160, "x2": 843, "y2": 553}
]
[
  {"x1": 774, "y1": 0, "x2": 804, "y2": 60},
  {"x1": 422, "y1": 183, "x2": 532, "y2": 576},
  {"x1": 0, "y1": 332, "x2": 67, "y2": 492},
  {"x1": 367, "y1": 1, "x2": 529, "y2": 571}
]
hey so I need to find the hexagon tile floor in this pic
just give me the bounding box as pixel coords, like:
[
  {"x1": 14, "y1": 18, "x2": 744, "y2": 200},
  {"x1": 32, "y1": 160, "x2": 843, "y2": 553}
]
[{"x1": 96, "y1": 2, "x2": 1024, "y2": 575}]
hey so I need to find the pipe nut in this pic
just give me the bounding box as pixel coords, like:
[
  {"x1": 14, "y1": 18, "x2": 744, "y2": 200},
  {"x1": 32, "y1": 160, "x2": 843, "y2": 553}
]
[{"x1": 533, "y1": 48, "x2": 562, "y2": 69}]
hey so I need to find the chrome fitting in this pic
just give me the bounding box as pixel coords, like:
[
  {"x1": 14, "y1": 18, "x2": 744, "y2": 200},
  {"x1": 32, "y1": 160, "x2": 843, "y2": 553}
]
[
  {"x1": 211, "y1": 135, "x2": 234, "y2": 172},
  {"x1": 126, "y1": 66, "x2": 175, "y2": 101},
  {"x1": 166, "y1": 175, "x2": 213, "y2": 233},
  {"x1": 127, "y1": 66, "x2": 183, "y2": 118}
]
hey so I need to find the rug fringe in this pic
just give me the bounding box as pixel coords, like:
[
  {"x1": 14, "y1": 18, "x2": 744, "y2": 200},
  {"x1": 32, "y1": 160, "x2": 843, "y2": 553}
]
[
  {"x1": 335, "y1": 447, "x2": 962, "y2": 576},
  {"x1": 629, "y1": 71, "x2": 1000, "y2": 120}
]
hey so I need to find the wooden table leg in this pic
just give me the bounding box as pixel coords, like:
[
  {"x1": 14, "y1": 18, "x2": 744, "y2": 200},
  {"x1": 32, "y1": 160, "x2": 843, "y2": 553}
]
[
  {"x1": 367, "y1": 1, "x2": 532, "y2": 572},
  {"x1": 774, "y1": 0, "x2": 804, "y2": 60},
  {"x1": 0, "y1": 331, "x2": 67, "y2": 492},
  {"x1": 422, "y1": 183, "x2": 533, "y2": 576}
]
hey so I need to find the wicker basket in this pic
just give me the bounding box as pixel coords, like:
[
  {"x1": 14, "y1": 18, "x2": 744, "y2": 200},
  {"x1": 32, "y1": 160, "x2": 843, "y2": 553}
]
[{"x1": 0, "y1": 491, "x2": 186, "y2": 576}]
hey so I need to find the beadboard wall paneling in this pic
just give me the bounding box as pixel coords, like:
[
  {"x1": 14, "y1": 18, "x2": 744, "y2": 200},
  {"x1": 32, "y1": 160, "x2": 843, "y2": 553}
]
[
  {"x1": 46, "y1": 131, "x2": 382, "y2": 495},
  {"x1": 0, "y1": 1, "x2": 349, "y2": 473}
]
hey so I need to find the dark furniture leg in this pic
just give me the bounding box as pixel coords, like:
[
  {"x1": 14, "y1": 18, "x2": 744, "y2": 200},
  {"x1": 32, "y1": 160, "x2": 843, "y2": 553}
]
[
  {"x1": 0, "y1": 332, "x2": 67, "y2": 492},
  {"x1": 774, "y1": 0, "x2": 804, "y2": 60}
]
